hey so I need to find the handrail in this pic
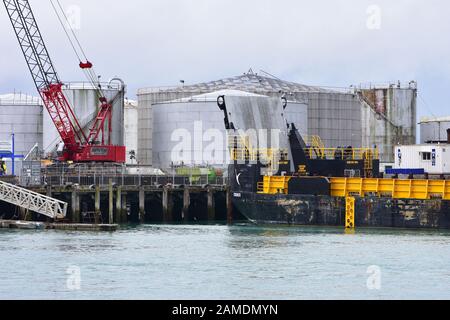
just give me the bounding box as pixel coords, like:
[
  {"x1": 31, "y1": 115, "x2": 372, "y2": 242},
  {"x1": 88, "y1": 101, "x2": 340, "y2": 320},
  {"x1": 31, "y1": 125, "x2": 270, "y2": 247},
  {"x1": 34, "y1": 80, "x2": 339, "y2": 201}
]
[
  {"x1": 331, "y1": 177, "x2": 450, "y2": 200},
  {"x1": 0, "y1": 180, "x2": 67, "y2": 219},
  {"x1": 305, "y1": 148, "x2": 379, "y2": 161}
]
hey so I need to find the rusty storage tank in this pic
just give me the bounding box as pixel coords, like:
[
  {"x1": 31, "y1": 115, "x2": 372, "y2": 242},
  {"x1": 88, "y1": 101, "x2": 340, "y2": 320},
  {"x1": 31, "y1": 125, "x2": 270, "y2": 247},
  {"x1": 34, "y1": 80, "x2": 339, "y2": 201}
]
[{"x1": 358, "y1": 81, "x2": 418, "y2": 163}]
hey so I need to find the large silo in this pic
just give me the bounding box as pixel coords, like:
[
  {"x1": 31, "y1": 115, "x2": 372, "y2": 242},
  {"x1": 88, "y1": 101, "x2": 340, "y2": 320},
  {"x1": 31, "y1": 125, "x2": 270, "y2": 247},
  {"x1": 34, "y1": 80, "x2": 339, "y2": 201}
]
[
  {"x1": 0, "y1": 93, "x2": 43, "y2": 175},
  {"x1": 124, "y1": 99, "x2": 138, "y2": 164},
  {"x1": 151, "y1": 90, "x2": 308, "y2": 169},
  {"x1": 43, "y1": 81, "x2": 125, "y2": 155},
  {"x1": 137, "y1": 88, "x2": 194, "y2": 166},
  {"x1": 420, "y1": 117, "x2": 450, "y2": 143},
  {"x1": 137, "y1": 72, "x2": 335, "y2": 166},
  {"x1": 138, "y1": 72, "x2": 417, "y2": 165},
  {"x1": 291, "y1": 91, "x2": 363, "y2": 148},
  {"x1": 359, "y1": 83, "x2": 417, "y2": 163}
]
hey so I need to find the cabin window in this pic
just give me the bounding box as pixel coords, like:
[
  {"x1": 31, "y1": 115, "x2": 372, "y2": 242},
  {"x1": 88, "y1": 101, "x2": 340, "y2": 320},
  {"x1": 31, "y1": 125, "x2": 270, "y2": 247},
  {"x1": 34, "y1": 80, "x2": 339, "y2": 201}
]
[{"x1": 422, "y1": 152, "x2": 431, "y2": 161}]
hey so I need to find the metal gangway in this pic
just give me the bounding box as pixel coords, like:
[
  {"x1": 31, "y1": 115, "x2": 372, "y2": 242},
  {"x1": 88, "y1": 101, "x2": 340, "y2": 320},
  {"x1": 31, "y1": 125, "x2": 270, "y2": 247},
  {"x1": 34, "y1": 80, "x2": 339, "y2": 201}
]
[{"x1": 0, "y1": 180, "x2": 67, "y2": 219}]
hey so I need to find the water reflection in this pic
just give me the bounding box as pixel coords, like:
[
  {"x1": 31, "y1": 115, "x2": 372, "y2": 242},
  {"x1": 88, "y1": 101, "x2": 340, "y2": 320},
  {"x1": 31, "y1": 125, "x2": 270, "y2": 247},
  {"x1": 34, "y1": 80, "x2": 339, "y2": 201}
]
[{"x1": 1, "y1": 223, "x2": 450, "y2": 299}]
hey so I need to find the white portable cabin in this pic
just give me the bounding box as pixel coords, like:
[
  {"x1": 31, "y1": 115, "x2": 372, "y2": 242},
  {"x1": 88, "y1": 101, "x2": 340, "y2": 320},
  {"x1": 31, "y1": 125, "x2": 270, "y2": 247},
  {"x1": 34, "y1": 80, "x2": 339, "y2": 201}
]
[{"x1": 393, "y1": 144, "x2": 450, "y2": 175}]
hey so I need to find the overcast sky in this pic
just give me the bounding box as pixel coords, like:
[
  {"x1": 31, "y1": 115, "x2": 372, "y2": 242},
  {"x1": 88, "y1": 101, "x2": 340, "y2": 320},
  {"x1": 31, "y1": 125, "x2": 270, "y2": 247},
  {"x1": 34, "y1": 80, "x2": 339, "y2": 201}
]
[{"x1": 1, "y1": 0, "x2": 449, "y2": 120}]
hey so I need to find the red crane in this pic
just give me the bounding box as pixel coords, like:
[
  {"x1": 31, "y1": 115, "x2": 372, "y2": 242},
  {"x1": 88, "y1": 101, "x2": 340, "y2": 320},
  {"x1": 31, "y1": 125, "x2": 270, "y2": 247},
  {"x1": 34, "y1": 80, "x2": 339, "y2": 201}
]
[{"x1": 3, "y1": 0, "x2": 126, "y2": 163}]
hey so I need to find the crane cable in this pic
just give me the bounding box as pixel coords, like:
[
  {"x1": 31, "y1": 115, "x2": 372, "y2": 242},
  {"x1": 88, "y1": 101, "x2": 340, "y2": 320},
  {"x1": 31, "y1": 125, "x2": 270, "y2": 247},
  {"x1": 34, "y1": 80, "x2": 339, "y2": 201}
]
[
  {"x1": 51, "y1": 0, "x2": 104, "y2": 99},
  {"x1": 54, "y1": 0, "x2": 104, "y2": 98},
  {"x1": 49, "y1": 0, "x2": 106, "y2": 100}
]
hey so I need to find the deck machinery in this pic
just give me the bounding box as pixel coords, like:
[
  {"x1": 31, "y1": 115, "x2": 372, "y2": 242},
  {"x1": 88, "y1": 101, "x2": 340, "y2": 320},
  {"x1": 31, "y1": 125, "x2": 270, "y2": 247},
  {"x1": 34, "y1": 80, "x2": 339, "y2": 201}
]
[{"x1": 3, "y1": 0, "x2": 126, "y2": 163}]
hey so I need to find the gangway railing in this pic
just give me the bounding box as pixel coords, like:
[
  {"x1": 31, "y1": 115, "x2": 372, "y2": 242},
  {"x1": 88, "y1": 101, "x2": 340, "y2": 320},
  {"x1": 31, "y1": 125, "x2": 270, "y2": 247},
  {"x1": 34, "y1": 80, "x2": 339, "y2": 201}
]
[
  {"x1": 227, "y1": 133, "x2": 289, "y2": 172},
  {"x1": 0, "y1": 180, "x2": 67, "y2": 219}
]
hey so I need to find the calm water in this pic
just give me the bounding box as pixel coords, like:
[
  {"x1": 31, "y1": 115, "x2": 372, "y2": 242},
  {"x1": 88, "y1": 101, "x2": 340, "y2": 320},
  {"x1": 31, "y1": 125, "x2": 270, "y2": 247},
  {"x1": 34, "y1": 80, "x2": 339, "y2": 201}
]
[{"x1": 0, "y1": 224, "x2": 449, "y2": 300}]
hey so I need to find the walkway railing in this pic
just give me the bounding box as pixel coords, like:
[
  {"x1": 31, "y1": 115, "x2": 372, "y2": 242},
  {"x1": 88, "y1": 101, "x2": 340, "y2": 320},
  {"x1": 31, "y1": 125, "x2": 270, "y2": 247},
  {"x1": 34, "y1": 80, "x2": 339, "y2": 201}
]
[
  {"x1": 305, "y1": 148, "x2": 379, "y2": 161},
  {"x1": 0, "y1": 180, "x2": 67, "y2": 219},
  {"x1": 35, "y1": 165, "x2": 227, "y2": 187}
]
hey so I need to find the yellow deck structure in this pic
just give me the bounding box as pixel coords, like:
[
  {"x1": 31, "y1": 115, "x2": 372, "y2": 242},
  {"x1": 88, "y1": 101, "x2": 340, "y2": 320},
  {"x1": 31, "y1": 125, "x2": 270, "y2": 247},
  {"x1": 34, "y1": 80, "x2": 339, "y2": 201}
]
[
  {"x1": 257, "y1": 176, "x2": 450, "y2": 201},
  {"x1": 331, "y1": 177, "x2": 450, "y2": 200},
  {"x1": 257, "y1": 176, "x2": 450, "y2": 230}
]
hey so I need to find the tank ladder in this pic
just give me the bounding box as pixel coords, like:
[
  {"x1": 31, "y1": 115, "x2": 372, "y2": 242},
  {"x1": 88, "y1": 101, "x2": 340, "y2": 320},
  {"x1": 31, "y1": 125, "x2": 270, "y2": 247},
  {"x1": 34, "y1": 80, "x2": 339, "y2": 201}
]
[
  {"x1": 364, "y1": 150, "x2": 373, "y2": 177},
  {"x1": 0, "y1": 180, "x2": 67, "y2": 219}
]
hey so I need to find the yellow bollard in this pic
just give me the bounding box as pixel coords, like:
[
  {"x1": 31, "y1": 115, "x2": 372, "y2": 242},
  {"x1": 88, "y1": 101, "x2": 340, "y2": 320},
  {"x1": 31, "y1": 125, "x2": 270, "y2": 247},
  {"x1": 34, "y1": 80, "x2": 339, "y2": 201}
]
[{"x1": 345, "y1": 197, "x2": 355, "y2": 229}]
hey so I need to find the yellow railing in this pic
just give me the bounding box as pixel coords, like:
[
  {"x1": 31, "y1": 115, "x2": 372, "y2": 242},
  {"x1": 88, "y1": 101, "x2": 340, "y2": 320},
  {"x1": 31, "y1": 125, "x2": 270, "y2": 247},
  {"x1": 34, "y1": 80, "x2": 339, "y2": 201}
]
[
  {"x1": 230, "y1": 148, "x2": 288, "y2": 162},
  {"x1": 331, "y1": 178, "x2": 450, "y2": 200},
  {"x1": 257, "y1": 175, "x2": 450, "y2": 200},
  {"x1": 304, "y1": 135, "x2": 325, "y2": 149},
  {"x1": 258, "y1": 176, "x2": 292, "y2": 194},
  {"x1": 305, "y1": 148, "x2": 379, "y2": 161},
  {"x1": 228, "y1": 134, "x2": 288, "y2": 160},
  {"x1": 230, "y1": 148, "x2": 258, "y2": 162},
  {"x1": 227, "y1": 134, "x2": 289, "y2": 173},
  {"x1": 230, "y1": 147, "x2": 289, "y2": 174},
  {"x1": 228, "y1": 134, "x2": 252, "y2": 150},
  {"x1": 304, "y1": 135, "x2": 325, "y2": 158}
]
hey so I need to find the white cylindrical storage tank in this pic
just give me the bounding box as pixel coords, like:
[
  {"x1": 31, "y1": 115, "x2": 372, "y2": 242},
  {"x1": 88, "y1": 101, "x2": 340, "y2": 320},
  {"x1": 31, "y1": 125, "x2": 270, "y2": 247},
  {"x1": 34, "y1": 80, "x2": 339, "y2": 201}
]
[
  {"x1": 151, "y1": 90, "x2": 308, "y2": 169},
  {"x1": 43, "y1": 81, "x2": 125, "y2": 154},
  {"x1": 0, "y1": 93, "x2": 43, "y2": 175},
  {"x1": 284, "y1": 100, "x2": 309, "y2": 138},
  {"x1": 420, "y1": 117, "x2": 450, "y2": 143},
  {"x1": 124, "y1": 99, "x2": 138, "y2": 164}
]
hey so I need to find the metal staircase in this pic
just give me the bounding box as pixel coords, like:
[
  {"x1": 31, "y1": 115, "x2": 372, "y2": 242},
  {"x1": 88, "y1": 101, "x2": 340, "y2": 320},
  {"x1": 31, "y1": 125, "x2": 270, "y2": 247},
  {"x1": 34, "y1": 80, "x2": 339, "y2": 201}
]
[
  {"x1": 364, "y1": 150, "x2": 374, "y2": 177},
  {"x1": 227, "y1": 133, "x2": 288, "y2": 172},
  {"x1": 0, "y1": 180, "x2": 67, "y2": 219},
  {"x1": 304, "y1": 135, "x2": 325, "y2": 158}
]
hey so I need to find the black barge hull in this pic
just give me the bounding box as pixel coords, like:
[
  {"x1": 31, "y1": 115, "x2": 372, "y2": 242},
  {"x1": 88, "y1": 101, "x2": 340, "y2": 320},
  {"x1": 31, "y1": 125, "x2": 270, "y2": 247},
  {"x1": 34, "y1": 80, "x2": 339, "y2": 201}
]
[{"x1": 233, "y1": 192, "x2": 450, "y2": 229}]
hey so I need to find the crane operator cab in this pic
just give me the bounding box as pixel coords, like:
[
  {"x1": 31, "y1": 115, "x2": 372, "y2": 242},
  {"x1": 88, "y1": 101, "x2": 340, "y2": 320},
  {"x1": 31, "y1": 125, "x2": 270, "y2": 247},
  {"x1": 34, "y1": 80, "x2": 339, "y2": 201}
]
[{"x1": 0, "y1": 160, "x2": 7, "y2": 176}]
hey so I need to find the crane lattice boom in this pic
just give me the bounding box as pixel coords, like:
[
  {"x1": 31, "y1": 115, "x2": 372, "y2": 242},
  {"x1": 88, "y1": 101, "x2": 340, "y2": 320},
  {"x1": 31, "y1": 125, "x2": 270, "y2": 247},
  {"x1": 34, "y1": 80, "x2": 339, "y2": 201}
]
[{"x1": 3, "y1": 0, "x2": 125, "y2": 163}]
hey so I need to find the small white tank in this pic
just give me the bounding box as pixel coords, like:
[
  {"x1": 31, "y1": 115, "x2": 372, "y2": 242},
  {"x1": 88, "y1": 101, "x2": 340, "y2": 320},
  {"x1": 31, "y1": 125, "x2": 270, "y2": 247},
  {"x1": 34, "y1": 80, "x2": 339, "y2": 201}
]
[
  {"x1": 420, "y1": 117, "x2": 450, "y2": 143},
  {"x1": 0, "y1": 93, "x2": 43, "y2": 175},
  {"x1": 124, "y1": 99, "x2": 138, "y2": 164}
]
